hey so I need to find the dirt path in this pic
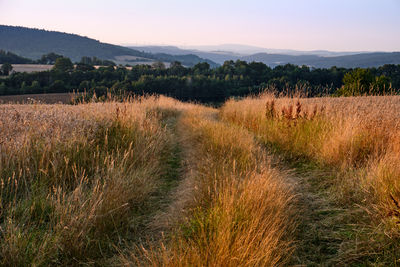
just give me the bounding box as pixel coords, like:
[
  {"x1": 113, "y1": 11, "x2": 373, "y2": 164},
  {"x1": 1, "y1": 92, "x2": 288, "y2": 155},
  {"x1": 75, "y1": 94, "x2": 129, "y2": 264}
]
[
  {"x1": 127, "y1": 110, "x2": 184, "y2": 246},
  {"x1": 139, "y1": 109, "x2": 362, "y2": 266}
]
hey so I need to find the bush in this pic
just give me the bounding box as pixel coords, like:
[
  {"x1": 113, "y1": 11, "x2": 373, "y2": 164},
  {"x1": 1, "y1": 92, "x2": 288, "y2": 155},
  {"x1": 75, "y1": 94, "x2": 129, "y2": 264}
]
[{"x1": 337, "y1": 68, "x2": 391, "y2": 96}]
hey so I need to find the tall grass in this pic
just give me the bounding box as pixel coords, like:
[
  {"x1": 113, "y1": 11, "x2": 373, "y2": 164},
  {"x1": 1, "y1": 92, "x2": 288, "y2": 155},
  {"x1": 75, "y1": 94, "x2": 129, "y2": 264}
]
[
  {"x1": 220, "y1": 94, "x2": 400, "y2": 263},
  {"x1": 122, "y1": 106, "x2": 296, "y2": 266},
  {"x1": 5, "y1": 93, "x2": 396, "y2": 265},
  {"x1": 0, "y1": 97, "x2": 178, "y2": 265}
]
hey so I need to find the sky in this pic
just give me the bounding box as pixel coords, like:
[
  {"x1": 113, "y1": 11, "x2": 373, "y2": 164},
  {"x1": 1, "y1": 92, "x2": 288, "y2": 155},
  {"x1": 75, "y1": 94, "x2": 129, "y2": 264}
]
[{"x1": 0, "y1": 0, "x2": 399, "y2": 52}]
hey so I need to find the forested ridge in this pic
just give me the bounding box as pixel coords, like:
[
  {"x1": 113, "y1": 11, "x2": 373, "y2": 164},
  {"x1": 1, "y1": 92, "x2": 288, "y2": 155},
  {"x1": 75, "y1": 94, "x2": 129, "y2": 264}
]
[
  {"x1": 0, "y1": 25, "x2": 216, "y2": 67},
  {"x1": 0, "y1": 50, "x2": 33, "y2": 64}
]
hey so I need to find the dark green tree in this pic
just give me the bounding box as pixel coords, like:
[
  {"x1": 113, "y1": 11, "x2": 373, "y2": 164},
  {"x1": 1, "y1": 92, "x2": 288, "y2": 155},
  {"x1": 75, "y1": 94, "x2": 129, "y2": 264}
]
[
  {"x1": 152, "y1": 61, "x2": 166, "y2": 70},
  {"x1": 53, "y1": 57, "x2": 74, "y2": 72},
  {"x1": 337, "y1": 68, "x2": 392, "y2": 96},
  {"x1": 370, "y1": 75, "x2": 391, "y2": 95},
  {"x1": 340, "y1": 68, "x2": 374, "y2": 95},
  {"x1": 30, "y1": 81, "x2": 41, "y2": 93},
  {"x1": 192, "y1": 62, "x2": 210, "y2": 75},
  {"x1": 169, "y1": 61, "x2": 186, "y2": 76},
  {"x1": 39, "y1": 53, "x2": 63, "y2": 64},
  {"x1": 0, "y1": 82, "x2": 6, "y2": 94},
  {"x1": 1, "y1": 62, "x2": 13, "y2": 75},
  {"x1": 49, "y1": 80, "x2": 66, "y2": 93},
  {"x1": 76, "y1": 63, "x2": 95, "y2": 71}
]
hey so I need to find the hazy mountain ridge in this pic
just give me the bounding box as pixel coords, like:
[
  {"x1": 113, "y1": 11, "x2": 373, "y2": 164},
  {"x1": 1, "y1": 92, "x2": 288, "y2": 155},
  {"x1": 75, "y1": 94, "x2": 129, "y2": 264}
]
[
  {"x1": 130, "y1": 45, "x2": 400, "y2": 68},
  {"x1": 0, "y1": 25, "x2": 216, "y2": 67},
  {"x1": 183, "y1": 44, "x2": 371, "y2": 57},
  {"x1": 242, "y1": 52, "x2": 400, "y2": 68},
  {"x1": 1, "y1": 25, "x2": 398, "y2": 69},
  {"x1": 128, "y1": 45, "x2": 241, "y2": 65}
]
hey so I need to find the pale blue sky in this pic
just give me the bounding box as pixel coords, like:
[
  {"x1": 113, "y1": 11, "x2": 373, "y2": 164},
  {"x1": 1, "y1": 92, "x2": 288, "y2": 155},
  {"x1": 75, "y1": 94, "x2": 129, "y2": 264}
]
[{"x1": 0, "y1": 0, "x2": 399, "y2": 51}]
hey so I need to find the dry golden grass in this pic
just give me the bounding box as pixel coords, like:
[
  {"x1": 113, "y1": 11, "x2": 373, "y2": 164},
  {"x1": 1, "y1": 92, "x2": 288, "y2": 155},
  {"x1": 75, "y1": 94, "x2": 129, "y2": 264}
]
[
  {"x1": 4, "y1": 92, "x2": 398, "y2": 265},
  {"x1": 0, "y1": 96, "x2": 181, "y2": 265},
  {"x1": 1, "y1": 96, "x2": 296, "y2": 266},
  {"x1": 221, "y1": 93, "x2": 400, "y2": 264}
]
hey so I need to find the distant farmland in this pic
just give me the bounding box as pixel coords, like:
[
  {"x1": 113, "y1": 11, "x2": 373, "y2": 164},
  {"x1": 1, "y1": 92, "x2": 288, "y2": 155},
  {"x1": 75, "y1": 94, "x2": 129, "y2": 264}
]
[
  {"x1": 11, "y1": 64, "x2": 54, "y2": 73},
  {"x1": 8, "y1": 64, "x2": 137, "y2": 74},
  {"x1": 0, "y1": 92, "x2": 75, "y2": 104}
]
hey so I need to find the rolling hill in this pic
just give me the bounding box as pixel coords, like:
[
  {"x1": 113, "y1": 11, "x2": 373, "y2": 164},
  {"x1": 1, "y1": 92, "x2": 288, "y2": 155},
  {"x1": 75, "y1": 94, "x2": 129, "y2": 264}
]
[
  {"x1": 242, "y1": 52, "x2": 400, "y2": 68},
  {"x1": 129, "y1": 45, "x2": 242, "y2": 64},
  {"x1": 0, "y1": 25, "x2": 217, "y2": 67},
  {"x1": 131, "y1": 45, "x2": 400, "y2": 68},
  {"x1": 1, "y1": 25, "x2": 398, "y2": 69},
  {"x1": 181, "y1": 44, "x2": 367, "y2": 57}
]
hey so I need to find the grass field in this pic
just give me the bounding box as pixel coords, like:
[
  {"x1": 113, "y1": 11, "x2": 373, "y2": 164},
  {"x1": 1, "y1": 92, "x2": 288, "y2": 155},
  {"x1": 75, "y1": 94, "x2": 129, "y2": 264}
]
[{"x1": 0, "y1": 94, "x2": 399, "y2": 266}]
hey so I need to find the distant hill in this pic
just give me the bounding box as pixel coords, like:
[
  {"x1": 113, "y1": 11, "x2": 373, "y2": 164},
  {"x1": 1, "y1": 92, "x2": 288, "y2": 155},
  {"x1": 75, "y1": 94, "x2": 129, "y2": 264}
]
[
  {"x1": 182, "y1": 44, "x2": 366, "y2": 57},
  {"x1": 242, "y1": 52, "x2": 400, "y2": 68},
  {"x1": 242, "y1": 53, "x2": 320, "y2": 68},
  {"x1": 1, "y1": 25, "x2": 397, "y2": 69},
  {"x1": 0, "y1": 25, "x2": 217, "y2": 67},
  {"x1": 129, "y1": 45, "x2": 241, "y2": 64},
  {"x1": 306, "y1": 52, "x2": 400, "y2": 68},
  {"x1": 129, "y1": 45, "x2": 400, "y2": 68}
]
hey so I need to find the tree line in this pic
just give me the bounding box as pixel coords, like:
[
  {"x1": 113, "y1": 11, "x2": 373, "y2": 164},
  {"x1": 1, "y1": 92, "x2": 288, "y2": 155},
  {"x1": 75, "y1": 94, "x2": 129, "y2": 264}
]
[
  {"x1": 1, "y1": 56, "x2": 399, "y2": 102},
  {"x1": 0, "y1": 50, "x2": 33, "y2": 64}
]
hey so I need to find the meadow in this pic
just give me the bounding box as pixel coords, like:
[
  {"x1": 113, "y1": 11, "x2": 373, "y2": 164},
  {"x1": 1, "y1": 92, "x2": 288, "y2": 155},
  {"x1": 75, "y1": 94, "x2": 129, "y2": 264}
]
[{"x1": 0, "y1": 94, "x2": 399, "y2": 266}]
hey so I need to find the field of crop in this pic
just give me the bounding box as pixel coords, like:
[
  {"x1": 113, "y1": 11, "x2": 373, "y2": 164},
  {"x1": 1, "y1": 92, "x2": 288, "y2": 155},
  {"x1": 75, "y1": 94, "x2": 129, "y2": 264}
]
[
  {"x1": 0, "y1": 93, "x2": 76, "y2": 104},
  {"x1": 0, "y1": 94, "x2": 399, "y2": 266},
  {"x1": 11, "y1": 64, "x2": 54, "y2": 73}
]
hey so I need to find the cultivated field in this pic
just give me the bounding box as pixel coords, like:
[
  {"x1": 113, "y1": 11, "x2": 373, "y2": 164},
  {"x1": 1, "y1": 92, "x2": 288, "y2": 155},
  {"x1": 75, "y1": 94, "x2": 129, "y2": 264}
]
[
  {"x1": 0, "y1": 93, "x2": 76, "y2": 104},
  {"x1": 0, "y1": 95, "x2": 399, "y2": 265},
  {"x1": 11, "y1": 64, "x2": 54, "y2": 73}
]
